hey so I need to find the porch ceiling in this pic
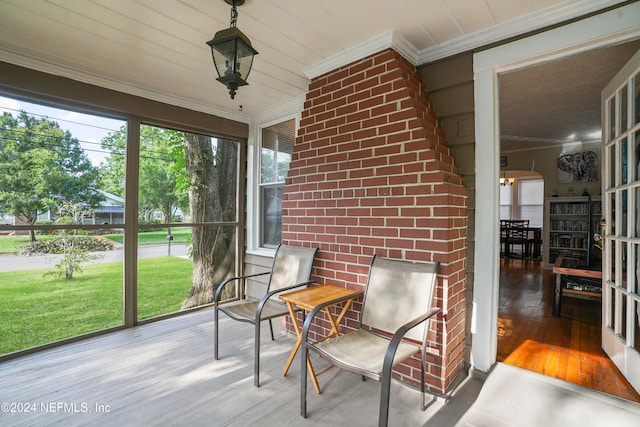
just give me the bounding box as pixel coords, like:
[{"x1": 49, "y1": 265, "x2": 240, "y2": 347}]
[{"x1": 0, "y1": 0, "x2": 635, "y2": 149}]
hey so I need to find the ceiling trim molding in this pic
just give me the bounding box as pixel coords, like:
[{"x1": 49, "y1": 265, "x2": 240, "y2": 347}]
[
  {"x1": 303, "y1": 30, "x2": 419, "y2": 80},
  {"x1": 502, "y1": 139, "x2": 601, "y2": 154},
  {"x1": 417, "y1": 0, "x2": 628, "y2": 64},
  {"x1": 501, "y1": 135, "x2": 571, "y2": 145},
  {"x1": 303, "y1": 0, "x2": 625, "y2": 79},
  {"x1": 0, "y1": 47, "x2": 249, "y2": 124}
]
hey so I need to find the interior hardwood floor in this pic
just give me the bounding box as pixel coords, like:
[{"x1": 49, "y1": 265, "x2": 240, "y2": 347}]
[{"x1": 498, "y1": 257, "x2": 640, "y2": 403}]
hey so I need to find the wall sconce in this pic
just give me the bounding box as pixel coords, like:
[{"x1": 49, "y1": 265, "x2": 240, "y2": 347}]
[{"x1": 207, "y1": 0, "x2": 258, "y2": 99}]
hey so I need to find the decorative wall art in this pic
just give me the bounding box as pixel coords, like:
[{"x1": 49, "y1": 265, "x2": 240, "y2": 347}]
[{"x1": 557, "y1": 150, "x2": 598, "y2": 183}]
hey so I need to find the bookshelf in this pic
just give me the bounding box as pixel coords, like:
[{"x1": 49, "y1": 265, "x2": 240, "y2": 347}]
[{"x1": 543, "y1": 196, "x2": 601, "y2": 269}]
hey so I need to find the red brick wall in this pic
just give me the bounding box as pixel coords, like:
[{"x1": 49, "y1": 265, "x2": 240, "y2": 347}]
[{"x1": 282, "y1": 48, "x2": 467, "y2": 394}]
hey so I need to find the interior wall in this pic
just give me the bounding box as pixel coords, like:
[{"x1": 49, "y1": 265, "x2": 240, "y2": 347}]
[{"x1": 503, "y1": 141, "x2": 601, "y2": 198}]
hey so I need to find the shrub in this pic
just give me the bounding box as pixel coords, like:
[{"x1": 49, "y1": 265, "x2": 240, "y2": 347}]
[
  {"x1": 34, "y1": 220, "x2": 54, "y2": 235},
  {"x1": 18, "y1": 236, "x2": 114, "y2": 256}
]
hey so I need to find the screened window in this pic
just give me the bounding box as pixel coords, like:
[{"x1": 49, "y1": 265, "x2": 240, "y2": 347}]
[
  {"x1": 0, "y1": 95, "x2": 126, "y2": 355},
  {"x1": 260, "y1": 119, "x2": 294, "y2": 247},
  {"x1": 0, "y1": 92, "x2": 243, "y2": 357},
  {"x1": 134, "y1": 124, "x2": 240, "y2": 319}
]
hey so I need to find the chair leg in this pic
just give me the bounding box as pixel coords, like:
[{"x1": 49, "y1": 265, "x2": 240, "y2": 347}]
[
  {"x1": 420, "y1": 351, "x2": 426, "y2": 410},
  {"x1": 254, "y1": 320, "x2": 261, "y2": 387},
  {"x1": 300, "y1": 341, "x2": 308, "y2": 418},
  {"x1": 269, "y1": 319, "x2": 275, "y2": 341},
  {"x1": 379, "y1": 365, "x2": 392, "y2": 427},
  {"x1": 214, "y1": 305, "x2": 219, "y2": 360}
]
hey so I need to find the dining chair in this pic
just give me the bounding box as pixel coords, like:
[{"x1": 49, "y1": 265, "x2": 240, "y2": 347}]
[
  {"x1": 507, "y1": 223, "x2": 528, "y2": 257},
  {"x1": 214, "y1": 244, "x2": 318, "y2": 387},
  {"x1": 299, "y1": 255, "x2": 441, "y2": 427},
  {"x1": 500, "y1": 220, "x2": 509, "y2": 256}
]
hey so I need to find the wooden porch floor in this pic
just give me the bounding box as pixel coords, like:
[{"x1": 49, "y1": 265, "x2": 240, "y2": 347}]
[
  {"x1": 0, "y1": 309, "x2": 482, "y2": 426},
  {"x1": 2, "y1": 294, "x2": 640, "y2": 425},
  {"x1": 498, "y1": 258, "x2": 640, "y2": 402}
]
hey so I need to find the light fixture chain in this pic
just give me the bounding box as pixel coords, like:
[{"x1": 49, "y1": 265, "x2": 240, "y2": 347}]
[{"x1": 230, "y1": 4, "x2": 238, "y2": 27}]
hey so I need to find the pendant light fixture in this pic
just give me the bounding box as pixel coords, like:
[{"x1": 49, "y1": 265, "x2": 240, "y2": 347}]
[
  {"x1": 500, "y1": 171, "x2": 514, "y2": 186},
  {"x1": 206, "y1": 0, "x2": 258, "y2": 99}
]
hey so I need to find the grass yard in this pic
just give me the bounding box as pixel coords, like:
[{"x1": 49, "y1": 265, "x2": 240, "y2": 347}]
[
  {"x1": 0, "y1": 228, "x2": 192, "y2": 254},
  {"x1": 0, "y1": 256, "x2": 193, "y2": 356},
  {"x1": 104, "y1": 228, "x2": 192, "y2": 245},
  {"x1": 0, "y1": 235, "x2": 56, "y2": 254}
]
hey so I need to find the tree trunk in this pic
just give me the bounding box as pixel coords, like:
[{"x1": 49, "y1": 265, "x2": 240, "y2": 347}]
[{"x1": 181, "y1": 135, "x2": 237, "y2": 309}]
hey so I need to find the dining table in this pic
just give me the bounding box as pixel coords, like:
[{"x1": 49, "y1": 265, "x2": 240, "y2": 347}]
[{"x1": 500, "y1": 220, "x2": 542, "y2": 259}]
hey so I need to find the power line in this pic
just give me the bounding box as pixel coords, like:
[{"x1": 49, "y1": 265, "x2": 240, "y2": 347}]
[
  {"x1": 1, "y1": 105, "x2": 123, "y2": 135},
  {"x1": 1, "y1": 129, "x2": 177, "y2": 162}
]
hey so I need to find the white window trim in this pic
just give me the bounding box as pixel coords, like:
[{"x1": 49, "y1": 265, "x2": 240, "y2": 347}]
[{"x1": 247, "y1": 96, "x2": 305, "y2": 256}]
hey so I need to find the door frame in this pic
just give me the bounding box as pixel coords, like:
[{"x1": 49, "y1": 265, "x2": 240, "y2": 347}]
[
  {"x1": 601, "y1": 48, "x2": 640, "y2": 391},
  {"x1": 471, "y1": 2, "x2": 640, "y2": 372}
]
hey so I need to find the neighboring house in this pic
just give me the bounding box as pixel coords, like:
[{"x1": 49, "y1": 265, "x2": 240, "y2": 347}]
[
  {"x1": 0, "y1": 213, "x2": 15, "y2": 235},
  {"x1": 0, "y1": 190, "x2": 125, "y2": 232},
  {"x1": 91, "y1": 191, "x2": 125, "y2": 225}
]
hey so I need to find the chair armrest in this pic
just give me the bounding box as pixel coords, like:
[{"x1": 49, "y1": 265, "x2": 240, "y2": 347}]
[
  {"x1": 214, "y1": 271, "x2": 270, "y2": 304},
  {"x1": 300, "y1": 291, "x2": 365, "y2": 343},
  {"x1": 383, "y1": 307, "x2": 442, "y2": 370},
  {"x1": 255, "y1": 280, "x2": 317, "y2": 321}
]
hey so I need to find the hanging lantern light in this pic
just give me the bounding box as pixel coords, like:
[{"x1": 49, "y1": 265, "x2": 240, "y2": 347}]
[{"x1": 206, "y1": 0, "x2": 258, "y2": 99}]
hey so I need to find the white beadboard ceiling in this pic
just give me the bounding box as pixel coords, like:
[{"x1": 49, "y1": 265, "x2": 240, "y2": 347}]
[{"x1": 0, "y1": 0, "x2": 635, "y2": 148}]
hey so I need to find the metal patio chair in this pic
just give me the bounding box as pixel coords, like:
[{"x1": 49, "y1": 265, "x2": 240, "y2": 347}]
[
  {"x1": 300, "y1": 255, "x2": 440, "y2": 427},
  {"x1": 214, "y1": 244, "x2": 318, "y2": 387}
]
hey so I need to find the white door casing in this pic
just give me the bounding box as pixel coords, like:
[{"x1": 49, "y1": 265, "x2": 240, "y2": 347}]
[{"x1": 472, "y1": 3, "x2": 640, "y2": 372}]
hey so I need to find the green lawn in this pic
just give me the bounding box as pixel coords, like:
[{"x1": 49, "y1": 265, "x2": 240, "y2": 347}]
[
  {"x1": 0, "y1": 235, "x2": 56, "y2": 254},
  {"x1": 103, "y1": 228, "x2": 192, "y2": 245},
  {"x1": 0, "y1": 256, "x2": 193, "y2": 355}
]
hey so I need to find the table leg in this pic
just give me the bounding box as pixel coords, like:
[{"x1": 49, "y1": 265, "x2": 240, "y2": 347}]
[
  {"x1": 534, "y1": 230, "x2": 541, "y2": 258},
  {"x1": 281, "y1": 303, "x2": 302, "y2": 377},
  {"x1": 553, "y1": 273, "x2": 562, "y2": 316},
  {"x1": 323, "y1": 299, "x2": 354, "y2": 339},
  {"x1": 281, "y1": 302, "x2": 321, "y2": 394}
]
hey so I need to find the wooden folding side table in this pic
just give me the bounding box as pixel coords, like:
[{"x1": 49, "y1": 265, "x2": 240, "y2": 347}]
[{"x1": 279, "y1": 284, "x2": 362, "y2": 394}]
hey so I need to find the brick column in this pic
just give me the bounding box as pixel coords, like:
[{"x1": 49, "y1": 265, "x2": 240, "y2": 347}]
[{"x1": 282, "y1": 48, "x2": 467, "y2": 394}]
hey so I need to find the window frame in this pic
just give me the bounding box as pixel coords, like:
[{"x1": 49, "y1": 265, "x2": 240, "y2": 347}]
[
  {"x1": 258, "y1": 118, "x2": 295, "y2": 249},
  {"x1": 0, "y1": 65, "x2": 249, "y2": 360},
  {"x1": 248, "y1": 107, "x2": 301, "y2": 254}
]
